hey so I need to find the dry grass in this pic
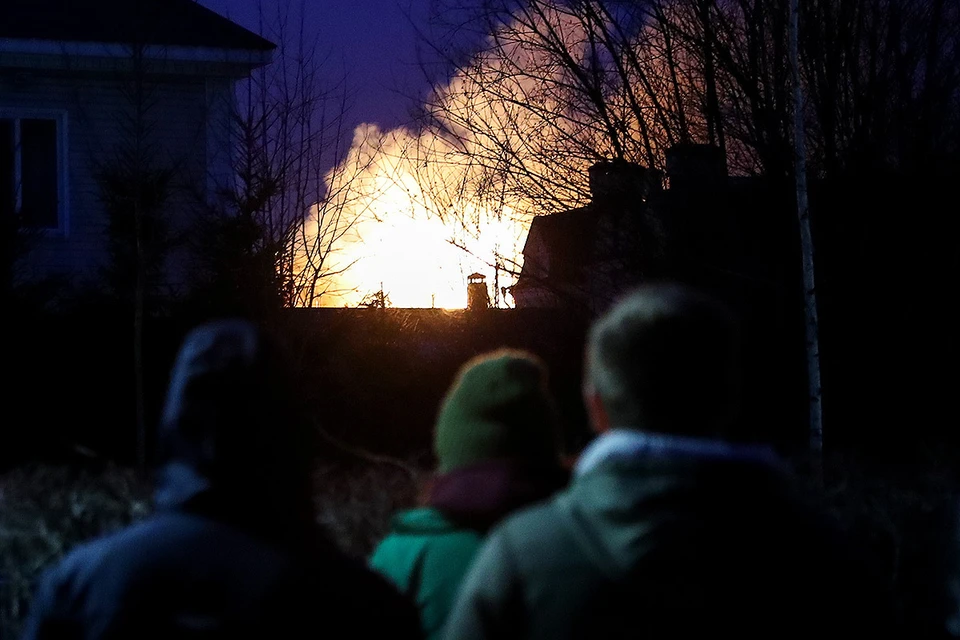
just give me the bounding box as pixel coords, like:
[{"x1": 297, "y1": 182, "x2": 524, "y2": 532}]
[
  {"x1": 2, "y1": 452, "x2": 954, "y2": 635},
  {"x1": 0, "y1": 460, "x2": 422, "y2": 637},
  {"x1": 0, "y1": 465, "x2": 151, "y2": 636},
  {"x1": 314, "y1": 460, "x2": 424, "y2": 558}
]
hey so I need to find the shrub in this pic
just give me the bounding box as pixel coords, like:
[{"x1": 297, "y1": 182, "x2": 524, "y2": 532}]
[
  {"x1": 0, "y1": 465, "x2": 151, "y2": 636},
  {"x1": 0, "y1": 459, "x2": 421, "y2": 636}
]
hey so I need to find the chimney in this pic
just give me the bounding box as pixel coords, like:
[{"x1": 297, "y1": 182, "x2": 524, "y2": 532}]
[
  {"x1": 588, "y1": 160, "x2": 660, "y2": 207},
  {"x1": 665, "y1": 144, "x2": 727, "y2": 193},
  {"x1": 467, "y1": 273, "x2": 490, "y2": 310}
]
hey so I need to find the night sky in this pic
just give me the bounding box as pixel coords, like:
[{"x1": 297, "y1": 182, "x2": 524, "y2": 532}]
[{"x1": 198, "y1": 0, "x2": 429, "y2": 132}]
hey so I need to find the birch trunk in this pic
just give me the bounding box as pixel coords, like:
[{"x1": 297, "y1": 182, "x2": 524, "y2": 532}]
[{"x1": 789, "y1": 0, "x2": 824, "y2": 481}]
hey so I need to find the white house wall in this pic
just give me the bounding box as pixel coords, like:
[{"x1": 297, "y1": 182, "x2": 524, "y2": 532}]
[
  {"x1": 205, "y1": 77, "x2": 237, "y2": 203},
  {"x1": 1, "y1": 71, "x2": 215, "y2": 291}
]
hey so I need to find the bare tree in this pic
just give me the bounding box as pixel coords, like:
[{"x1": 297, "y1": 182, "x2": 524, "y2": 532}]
[
  {"x1": 97, "y1": 41, "x2": 177, "y2": 470},
  {"x1": 403, "y1": 0, "x2": 959, "y2": 457},
  {"x1": 414, "y1": 1, "x2": 686, "y2": 216},
  {"x1": 347, "y1": 0, "x2": 707, "y2": 309},
  {"x1": 195, "y1": 0, "x2": 373, "y2": 312}
]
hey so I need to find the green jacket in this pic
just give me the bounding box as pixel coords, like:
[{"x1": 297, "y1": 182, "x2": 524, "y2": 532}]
[
  {"x1": 444, "y1": 432, "x2": 896, "y2": 639},
  {"x1": 370, "y1": 507, "x2": 484, "y2": 640}
]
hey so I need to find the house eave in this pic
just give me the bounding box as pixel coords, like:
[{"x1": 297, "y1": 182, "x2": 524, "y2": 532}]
[{"x1": 0, "y1": 38, "x2": 273, "y2": 76}]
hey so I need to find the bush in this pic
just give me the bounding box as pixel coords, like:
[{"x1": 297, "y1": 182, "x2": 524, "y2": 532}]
[
  {"x1": 792, "y1": 450, "x2": 959, "y2": 628},
  {"x1": 0, "y1": 465, "x2": 151, "y2": 637},
  {"x1": 0, "y1": 459, "x2": 421, "y2": 636},
  {"x1": 7, "y1": 452, "x2": 954, "y2": 634},
  {"x1": 314, "y1": 459, "x2": 423, "y2": 558}
]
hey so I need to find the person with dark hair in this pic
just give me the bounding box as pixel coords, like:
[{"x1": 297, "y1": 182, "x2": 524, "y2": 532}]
[
  {"x1": 370, "y1": 349, "x2": 567, "y2": 640},
  {"x1": 21, "y1": 319, "x2": 421, "y2": 639},
  {"x1": 444, "y1": 283, "x2": 895, "y2": 639}
]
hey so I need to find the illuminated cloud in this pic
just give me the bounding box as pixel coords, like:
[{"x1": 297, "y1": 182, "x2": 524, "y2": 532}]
[{"x1": 301, "y1": 8, "x2": 606, "y2": 308}]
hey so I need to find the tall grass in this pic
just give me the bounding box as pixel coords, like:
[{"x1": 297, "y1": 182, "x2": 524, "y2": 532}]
[
  {"x1": 2, "y1": 453, "x2": 954, "y2": 636},
  {"x1": 0, "y1": 460, "x2": 421, "y2": 637},
  {"x1": 0, "y1": 465, "x2": 151, "y2": 637}
]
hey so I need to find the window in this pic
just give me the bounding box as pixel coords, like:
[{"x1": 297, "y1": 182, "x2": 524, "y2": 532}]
[{"x1": 0, "y1": 113, "x2": 67, "y2": 231}]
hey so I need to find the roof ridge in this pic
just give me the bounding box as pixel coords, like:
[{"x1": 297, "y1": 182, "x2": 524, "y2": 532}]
[{"x1": 0, "y1": 0, "x2": 276, "y2": 52}]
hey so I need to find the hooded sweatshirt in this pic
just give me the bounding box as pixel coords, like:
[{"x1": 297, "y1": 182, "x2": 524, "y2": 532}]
[
  {"x1": 21, "y1": 320, "x2": 421, "y2": 640},
  {"x1": 444, "y1": 430, "x2": 897, "y2": 640}
]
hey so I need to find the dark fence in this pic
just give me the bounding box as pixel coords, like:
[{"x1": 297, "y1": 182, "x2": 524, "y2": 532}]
[
  {"x1": 3, "y1": 299, "x2": 818, "y2": 469},
  {"x1": 2, "y1": 307, "x2": 592, "y2": 468}
]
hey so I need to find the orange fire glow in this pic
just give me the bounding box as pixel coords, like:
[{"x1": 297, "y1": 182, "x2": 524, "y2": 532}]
[
  {"x1": 305, "y1": 125, "x2": 532, "y2": 309},
  {"x1": 299, "y1": 11, "x2": 597, "y2": 308},
  {"x1": 324, "y1": 171, "x2": 528, "y2": 309}
]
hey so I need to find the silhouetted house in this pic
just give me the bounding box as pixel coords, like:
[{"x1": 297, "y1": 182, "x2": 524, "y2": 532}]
[
  {"x1": 657, "y1": 144, "x2": 795, "y2": 300},
  {"x1": 511, "y1": 159, "x2": 665, "y2": 313},
  {"x1": 511, "y1": 145, "x2": 792, "y2": 314},
  {"x1": 0, "y1": 0, "x2": 274, "y2": 289}
]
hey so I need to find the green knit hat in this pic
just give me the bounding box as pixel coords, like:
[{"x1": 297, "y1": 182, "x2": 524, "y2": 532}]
[{"x1": 434, "y1": 349, "x2": 560, "y2": 473}]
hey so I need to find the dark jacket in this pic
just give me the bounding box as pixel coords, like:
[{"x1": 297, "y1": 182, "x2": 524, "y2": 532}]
[
  {"x1": 21, "y1": 320, "x2": 421, "y2": 640},
  {"x1": 444, "y1": 430, "x2": 896, "y2": 639},
  {"x1": 371, "y1": 460, "x2": 566, "y2": 640}
]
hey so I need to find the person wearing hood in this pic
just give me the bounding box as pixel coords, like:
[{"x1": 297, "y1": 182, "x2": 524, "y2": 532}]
[
  {"x1": 370, "y1": 349, "x2": 567, "y2": 640},
  {"x1": 444, "y1": 283, "x2": 896, "y2": 639},
  {"x1": 21, "y1": 319, "x2": 421, "y2": 639}
]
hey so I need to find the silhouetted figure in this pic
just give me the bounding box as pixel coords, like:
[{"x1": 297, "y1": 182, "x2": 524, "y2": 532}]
[
  {"x1": 444, "y1": 283, "x2": 895, "y2": 639},
  {"x1": 21, "y1": 320, "x2": 421, "y2": 639},
  {"x1": 370, "y1": 350, "x2": 567, "y2": 639}
]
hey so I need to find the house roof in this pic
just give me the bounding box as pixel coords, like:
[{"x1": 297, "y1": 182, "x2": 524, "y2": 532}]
[
  {"x1": 517, "y1": 206, "x2": 600, "y2": 287},
  {"x1": 0, "y1": 0, "x2": 275, "y2": 51},
  {"x1": 522, "y1": 207, "x2": 598, "y2": 260}
]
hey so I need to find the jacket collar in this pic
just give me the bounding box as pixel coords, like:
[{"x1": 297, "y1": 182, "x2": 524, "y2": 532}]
[
  {"x1": 428, "y1": 459, "x2": 568, "y2": 531},
  {"x1": 574, "y1": 428, "x2": 780, "y2": 478},
  {"x1": 154, "y1": 460, "x2": 210, "y2": 510}
]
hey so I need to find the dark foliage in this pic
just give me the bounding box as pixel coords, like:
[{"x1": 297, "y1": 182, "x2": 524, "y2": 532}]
[
  {"x1": 181, "y1": 209, "x2": 286, "y2": 323},
  {"x1": 97, "y1": 162, "x2": 175, "y2": 309}
]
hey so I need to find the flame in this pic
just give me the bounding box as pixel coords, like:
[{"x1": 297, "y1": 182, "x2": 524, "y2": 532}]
[
  {"x1": 298, "y1": 10, "x2": 603, "y2": 308},
  {"x1": 325, "y1": 163, "x2": 528, "y2": 309},
  {"x1": 304, "y1": 124, "x2": 531, "y2": 309}
]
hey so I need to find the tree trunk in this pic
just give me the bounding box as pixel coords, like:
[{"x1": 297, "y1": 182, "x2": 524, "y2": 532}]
[
  {"x1": 132, "y1": 42, "x2": 147, "y2": 471},
  {"x1": 134, "y1": 199, "x2": 146, "y2": 471},
  {"x1": 789, "y1": 0, "x2": 823, "y2": 483}
]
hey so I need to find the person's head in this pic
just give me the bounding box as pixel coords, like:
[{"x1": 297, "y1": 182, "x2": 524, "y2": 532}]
[
  {"x1": 156, "y1": 319, "x2": 315, "y2": 540},
  {"x1": 434, "y1": 349, "x2": 561, "y2": 474},
  {"x1": 584, "y1": 282, "x2": 741, "y2": 438}
]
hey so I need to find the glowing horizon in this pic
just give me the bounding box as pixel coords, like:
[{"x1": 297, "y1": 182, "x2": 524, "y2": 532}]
[
  {"x1": 295, "y1": 11, "x2": 597, "y2": 309},
  {"x1": 319, "y1": 178, "x2": 529, "y2": 309},
  {"x1": 301, "y1": 125, "x2": 532, "y2": 309}
]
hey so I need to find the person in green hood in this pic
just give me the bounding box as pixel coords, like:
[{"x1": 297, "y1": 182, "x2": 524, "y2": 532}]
[
  {"x1": 370, "y1": 349, "x2": 568, "y2": 640},
  {"x1": 445, "y1": 283, "x2": 897, "y2": 639}
]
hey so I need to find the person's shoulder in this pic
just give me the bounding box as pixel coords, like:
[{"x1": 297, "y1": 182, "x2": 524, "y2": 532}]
[
  {"x1": 41, "y1": 512, "x2": 220, "y2": 590},
  {"x1": 375, "y1": 506, "x2": 483, "y2": 554},
  {"x1": 387, "y1": 506, "x2": 474, "y2": 537},
  {"x1": 486, "y1": 494, "x2": 567, "y2": 558},
  {"x1": 43, "y1": 519, "x2": 150, "y2": 585},
  {"x1": 501, "y1": 496, "x2": 561, "y2": 530},
  {"x1": 34, "y1": 541, "x2": 104, "y2": 604},
  {"x1": 28, "y1": 516, "x2": 164, "y2": 620}
]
